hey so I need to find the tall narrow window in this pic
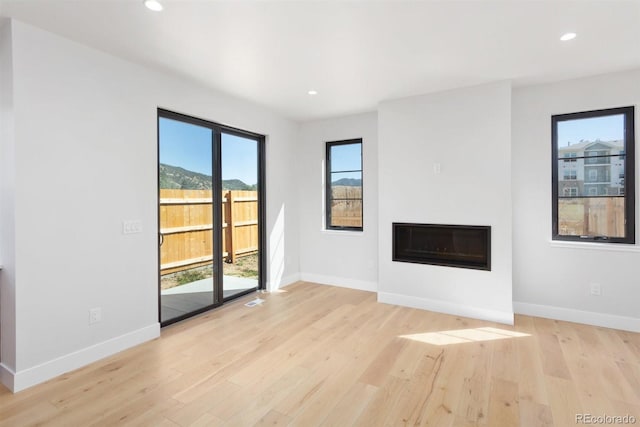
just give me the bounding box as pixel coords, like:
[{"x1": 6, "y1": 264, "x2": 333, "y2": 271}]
[
  {"x1": 552, "y1": 106, "x2": 635, "y2": 243},
  {"x1": 326, "y1": 139, "x2": 363, "y2": 231}
]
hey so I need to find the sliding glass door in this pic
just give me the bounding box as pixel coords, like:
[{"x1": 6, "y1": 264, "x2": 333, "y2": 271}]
[
  {"x1": 221, "y1": 132, "x2": 261, "y2": 299},
  {"x1": 158, "y1": 110, "x2": 264, "y2": 325}
]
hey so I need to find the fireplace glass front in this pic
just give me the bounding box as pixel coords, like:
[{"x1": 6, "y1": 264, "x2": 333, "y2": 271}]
[{"x1": 392, "y1": 223, "x2": 491, "y2": 270}]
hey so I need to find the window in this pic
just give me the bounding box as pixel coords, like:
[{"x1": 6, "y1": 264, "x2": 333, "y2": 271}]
[
  {"x1": 585, "y1": 150, "x2": 611, "y2": 164},
  {"x1": 552, "y1": 106, "x2": 635, "y2": 243},
  {"x1": 563, "y1": 152, "x2": 577, "y2": 162},
  {"x1": 563, "y1": 187, "x2": 578, "y2": 197},
  {"x1": 326, "y1": 139, "x2": 363, "y2": 230}
]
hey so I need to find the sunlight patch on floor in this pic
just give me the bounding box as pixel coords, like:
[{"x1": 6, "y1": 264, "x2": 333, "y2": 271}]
[
  {"x1": 400, "y1": 327, "x2": 530, "y2": 346},
  {"x1": 265, "y1": 288, "x2": 289, "y2": 294}
]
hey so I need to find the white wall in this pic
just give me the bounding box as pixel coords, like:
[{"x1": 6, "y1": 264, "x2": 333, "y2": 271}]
[
  {"x1": 512, "y1": 69, "x2": 640, "y2": 332},
  {"x1": 298, "y1": 113, "x2": 378, "y2": 291},
  {"x1": 377, "y1": 81, "x2": 514, "y2": 324},
  {"x1": 0, "y1": 20, "x2": 300, "y2": 392},
  {"x1": 0, "y1": 19, "x2": 17, "y2": 384}
]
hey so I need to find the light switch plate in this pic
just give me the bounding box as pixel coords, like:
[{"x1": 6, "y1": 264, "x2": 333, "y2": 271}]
[{"x1": 123, "y1": 220, "x2": 142, "y2": 234}]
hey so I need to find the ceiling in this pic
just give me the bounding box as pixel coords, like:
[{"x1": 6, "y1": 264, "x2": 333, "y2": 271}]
[{"x1": 1, "y1": 0, "x2": 640, "y2": 121}]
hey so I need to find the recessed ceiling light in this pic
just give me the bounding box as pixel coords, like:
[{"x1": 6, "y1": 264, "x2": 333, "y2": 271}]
[
  {"x1": 308, "y1": 90, "x2": 318, "y2": 96},
  {"x1": 144, "y1": 0, "x2": 163, "y2": 12},
  {"x1": 560, "y1": 32, "x2": 577, "y2": 41}
]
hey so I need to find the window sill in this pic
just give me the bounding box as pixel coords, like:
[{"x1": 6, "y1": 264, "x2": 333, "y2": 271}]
[
  {"x1": 322, "y1": 229, "x2": 365, "y2": 236},
  {"x1": 549, "y1": 240, "x2": 640, "y2": 253}
]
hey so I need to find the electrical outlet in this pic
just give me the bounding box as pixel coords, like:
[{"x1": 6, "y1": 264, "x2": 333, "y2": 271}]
[
  {"x1": 89, "y1": 307, "x2": 102, "y2": 324},
  {"x1": 590, "y1": 283, "x2": 601, "y2": 296},
  {"x1": 122, "y1": 220, "x2": 142, "y2": 234}
]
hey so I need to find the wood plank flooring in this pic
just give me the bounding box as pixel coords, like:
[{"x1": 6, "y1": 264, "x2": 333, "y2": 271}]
[{"x1": 1, "y1": 281, "x2": 638, "y2": 426}]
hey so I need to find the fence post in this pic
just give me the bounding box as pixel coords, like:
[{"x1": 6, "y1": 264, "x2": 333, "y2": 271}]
[
  {"x1": 226, "y1": 190, "x2": 236, "y2": 263},
  {"x1": 584, "y1": 198, "x2": 590, "y2": 235}
]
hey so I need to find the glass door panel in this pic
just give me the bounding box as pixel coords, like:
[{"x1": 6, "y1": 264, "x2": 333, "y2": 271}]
[
  {"x1": 159, "y1": 117, "x2": 216, "y2": 323},
  {"x1": 221, "y1": 132, "x2": 260, "y2": 299}
]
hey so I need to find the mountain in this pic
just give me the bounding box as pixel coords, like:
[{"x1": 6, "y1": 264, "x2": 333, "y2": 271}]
[
  {"x1": 160, "y1": 163, "x2": 212, "y2": 190},
  {"x1": 222, "y1": 179, "x2": 257, "y2": 191},
  {"x1": 332, "y1": 178, "x2": 362, "y2": 186},
  {"x1": 159, "y1": 163, "x2": 255, "y2": 191}
]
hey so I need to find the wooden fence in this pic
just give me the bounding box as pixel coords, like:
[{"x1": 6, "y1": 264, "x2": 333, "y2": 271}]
[
  {"x1": 558, "y1": 197, "x2": 625, "y2": 237},
  {"x1": 159, "y1": 189, "x2": 258, "y2": 275},
  {"x1": 330, "y1": 185, "x2": 363, "y2": 227}
]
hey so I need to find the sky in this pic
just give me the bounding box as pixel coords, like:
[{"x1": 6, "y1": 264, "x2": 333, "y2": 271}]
[
  {"x1": 159, "y1": 117, "x2": 258, "y2": 185},
  {"x1": 557, "y1": 114, "x2": 624, "y2": 148},
  {"x1": 330, "y1": 143, "x2": 362, "y2": 181}
]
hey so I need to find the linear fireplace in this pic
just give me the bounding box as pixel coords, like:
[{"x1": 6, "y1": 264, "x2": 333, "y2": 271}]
[{"x1": 392, "y1": 223, "x2": 491, "y2": 270}]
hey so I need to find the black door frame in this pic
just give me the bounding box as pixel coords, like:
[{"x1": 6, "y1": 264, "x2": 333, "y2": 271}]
[{"x1": 157, "y1": 108, "x2": 266, "y2": 327}]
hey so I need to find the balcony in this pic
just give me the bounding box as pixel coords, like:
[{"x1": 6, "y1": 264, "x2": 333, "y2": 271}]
[{"x1": 584, "y1": 157, "x2": 610, "y2": 165}]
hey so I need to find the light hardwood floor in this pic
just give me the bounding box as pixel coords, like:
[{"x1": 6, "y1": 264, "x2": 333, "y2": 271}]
[{"x1": 1, "y1": 282, "x2": 639, "y2": 426}]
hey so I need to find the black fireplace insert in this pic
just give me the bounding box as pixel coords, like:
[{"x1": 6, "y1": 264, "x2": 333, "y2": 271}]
[{"x1": 392, "y1": 223, "x2": 491, "y2": 270}]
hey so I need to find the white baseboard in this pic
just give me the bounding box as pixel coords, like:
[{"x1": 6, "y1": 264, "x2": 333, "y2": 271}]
[
  {"x1": 6, "y1": 323, "x2": 160, "y2": 393},
  {"x1": 513, "y1": 301, "x2": 640, "y2": 332},
  {"x1": 378, "y1": 291, "x2": 514, "y2": 325},
  {"x1": 266, "y1": 273, "x2": 300, "y2": 291},
  {"x1": 278, "y1": 273, "x2": 301, "y2": 288},
  {"x1": 299, "y1": 273, "x2": 377, "y2": 292},
  {"x1": 0, "y1": 362, "x2": 15, "y2": 392}
]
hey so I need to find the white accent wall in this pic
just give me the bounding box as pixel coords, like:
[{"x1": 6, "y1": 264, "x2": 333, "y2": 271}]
[
  {"x1": 377, "y1": 81, "x2": 514, "y2": 324},
  {"x1": 0, "y1": 19, "x2": 17, "y2": 384},
  {"x1": 512, "y1": 69, "x2": 640, "y2": 332},
  {"x1": 0, "y1": 20, "x2": 300, "y2": 392},
  {"x1": 298, "y1": 113, "x2": 378, "y2": 291}
]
